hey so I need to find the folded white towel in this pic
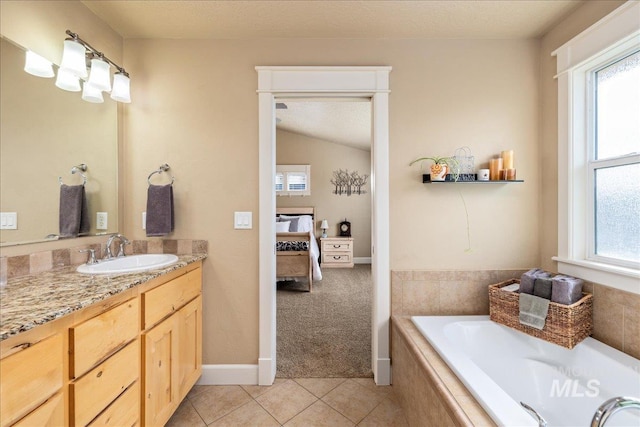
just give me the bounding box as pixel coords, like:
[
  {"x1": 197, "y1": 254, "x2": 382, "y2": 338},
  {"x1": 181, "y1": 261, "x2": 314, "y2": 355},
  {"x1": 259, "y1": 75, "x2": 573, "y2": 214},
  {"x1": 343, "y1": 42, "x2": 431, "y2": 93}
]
[{"x1": 519, "y1": 293, "x2": 550, "y2": 330}]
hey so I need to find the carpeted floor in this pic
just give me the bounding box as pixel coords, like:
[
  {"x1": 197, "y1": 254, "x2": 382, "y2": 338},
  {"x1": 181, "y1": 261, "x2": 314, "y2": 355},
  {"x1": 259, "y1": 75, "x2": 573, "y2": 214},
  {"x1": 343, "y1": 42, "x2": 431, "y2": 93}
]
[{"x1": 276, "y1": 264, "x2": 372, "y2": 378}]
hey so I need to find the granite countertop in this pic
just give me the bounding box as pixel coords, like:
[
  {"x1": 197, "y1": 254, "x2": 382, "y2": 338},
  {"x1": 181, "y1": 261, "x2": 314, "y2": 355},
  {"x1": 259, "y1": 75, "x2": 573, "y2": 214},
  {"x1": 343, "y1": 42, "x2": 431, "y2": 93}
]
[{"x1": 0, "y1": 254, "x2": 207, "y2": 341}]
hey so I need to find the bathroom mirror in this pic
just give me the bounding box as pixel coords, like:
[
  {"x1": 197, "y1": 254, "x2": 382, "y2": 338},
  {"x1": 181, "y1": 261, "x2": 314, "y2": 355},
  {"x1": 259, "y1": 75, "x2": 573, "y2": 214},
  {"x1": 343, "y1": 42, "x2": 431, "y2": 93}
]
[{"x1": 0, "y1": 36, "x2": 118, "y2": 246}]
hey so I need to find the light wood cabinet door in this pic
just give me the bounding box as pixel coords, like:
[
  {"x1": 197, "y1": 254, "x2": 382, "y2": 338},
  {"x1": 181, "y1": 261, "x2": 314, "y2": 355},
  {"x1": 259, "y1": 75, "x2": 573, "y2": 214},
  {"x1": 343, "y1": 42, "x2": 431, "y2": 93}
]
[
  {"x1": 12, "y1": 392, "x2": 64, "y2": 427},
  {"x1": 143, "y1": 315, "x2": 179, "y2": 427},
  {"x1": 142, "y1": 269, "x2": 201, "y2": 330},
  {"x1": 177, "y1": 296, "x2": 202, "y2": 398},
  {"x1": 0, "y1": 333, "x2": 63, "y2": 427}
]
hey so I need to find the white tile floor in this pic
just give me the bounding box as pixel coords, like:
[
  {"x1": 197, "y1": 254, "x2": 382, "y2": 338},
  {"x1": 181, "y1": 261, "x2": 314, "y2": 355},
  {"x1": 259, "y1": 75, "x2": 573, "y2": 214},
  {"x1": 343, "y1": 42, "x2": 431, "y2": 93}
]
[{"x1": 166, "y1": 378, "x2": 408, "y2": 426}]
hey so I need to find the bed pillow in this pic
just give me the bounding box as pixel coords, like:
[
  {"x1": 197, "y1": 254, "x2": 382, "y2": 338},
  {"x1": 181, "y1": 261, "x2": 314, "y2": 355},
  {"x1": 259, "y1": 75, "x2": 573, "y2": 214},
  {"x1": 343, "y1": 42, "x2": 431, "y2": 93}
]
[
  {"x1": 279, "y1": 214, "x2": 313, "y2": 233},
  {"x1": 276, "y1": 221, "x2": 291, "y2": 233}
]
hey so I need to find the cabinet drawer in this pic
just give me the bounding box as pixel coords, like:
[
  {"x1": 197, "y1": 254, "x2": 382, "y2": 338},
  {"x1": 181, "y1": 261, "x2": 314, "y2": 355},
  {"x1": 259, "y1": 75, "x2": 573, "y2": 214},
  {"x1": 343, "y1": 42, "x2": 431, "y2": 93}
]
[
  {"x1": 322, "y1": 240, "x2": 352, "y2": 252},
  {"x1": 71, "y1": 341, "x2": 138, "y2": 427},
  {"x1": 322, "y1": 253, "x2": 352, "y2": 264},
  {"x1": 143, "y1": 269, "x2": 201, "y2": 329},
  {"x1": 12, "y1": 392, "x2": 64, "y2": 427},
  {"x1": 0, "y1": 333, "x2": 63, "y2": 427},
  {"x1": 70, "y1": 298, "x2": 139, "y2": 378},
  {"x1": 88, "y1": 381, "x2": 139, "y2": 427}
]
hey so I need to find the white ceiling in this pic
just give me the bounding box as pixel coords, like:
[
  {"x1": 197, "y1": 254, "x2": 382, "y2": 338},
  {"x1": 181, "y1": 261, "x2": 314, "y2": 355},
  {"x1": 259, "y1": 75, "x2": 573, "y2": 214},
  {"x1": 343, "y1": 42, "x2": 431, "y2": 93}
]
[
  {"x1": 82, "y1": 0, "x2": 584, "y2": 149},
  {"x1": 83, "y1": 1, "x2": 583, "y2": 40}
]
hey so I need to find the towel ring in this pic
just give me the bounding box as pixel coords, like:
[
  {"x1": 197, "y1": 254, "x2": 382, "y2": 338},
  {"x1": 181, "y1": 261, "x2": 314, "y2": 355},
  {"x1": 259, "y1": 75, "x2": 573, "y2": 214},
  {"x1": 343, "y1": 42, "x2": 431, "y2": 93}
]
[
  {"x1": 147, "y1": 163, "x2": 175, "y2": 185},
  {"x1": 59, "y1": 164, "x2": 87, "y2": 186}
]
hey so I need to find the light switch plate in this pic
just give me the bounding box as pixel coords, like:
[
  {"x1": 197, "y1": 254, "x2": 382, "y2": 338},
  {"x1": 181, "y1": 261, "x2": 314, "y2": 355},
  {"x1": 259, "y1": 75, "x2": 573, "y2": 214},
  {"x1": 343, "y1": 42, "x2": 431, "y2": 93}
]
[
  {"x1": 96, "y1": 212, "x2": 108, "y2": 230},
  {"x1": 0, "y1": 212, "x2": 17, "y2": 230},
  {"x1": 234, "y1": 211, "x2": 252, "y2": 229}
]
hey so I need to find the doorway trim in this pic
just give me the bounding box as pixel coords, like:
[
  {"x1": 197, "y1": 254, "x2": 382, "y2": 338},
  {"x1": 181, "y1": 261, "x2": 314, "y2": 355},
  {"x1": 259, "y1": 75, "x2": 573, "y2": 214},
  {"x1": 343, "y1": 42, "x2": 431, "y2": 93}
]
[{"x1": 256, "y1": 66, "x2": 392, "y2": 385}]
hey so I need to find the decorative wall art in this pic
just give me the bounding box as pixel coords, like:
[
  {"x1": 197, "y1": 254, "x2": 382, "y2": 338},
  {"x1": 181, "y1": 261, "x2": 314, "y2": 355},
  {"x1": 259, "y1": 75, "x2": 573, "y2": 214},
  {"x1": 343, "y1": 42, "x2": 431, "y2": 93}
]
[{"x1": 330, "y1": 169, "x2": 369, "y2": 196}]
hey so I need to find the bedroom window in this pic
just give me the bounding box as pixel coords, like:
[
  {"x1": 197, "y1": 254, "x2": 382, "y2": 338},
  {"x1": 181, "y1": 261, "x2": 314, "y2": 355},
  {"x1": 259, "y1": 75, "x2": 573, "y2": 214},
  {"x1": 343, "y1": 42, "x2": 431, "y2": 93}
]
[
  {"x1": 553, "y1": 1, "x2": 640, "y2": 293},
  {"x1": 276, "y1": 165, "x2": 311, "y2": 196}
]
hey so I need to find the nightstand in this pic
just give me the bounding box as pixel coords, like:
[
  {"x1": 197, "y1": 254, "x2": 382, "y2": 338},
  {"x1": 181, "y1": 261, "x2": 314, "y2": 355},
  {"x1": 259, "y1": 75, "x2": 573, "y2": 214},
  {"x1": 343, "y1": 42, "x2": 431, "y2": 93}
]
[{"x1": 320, "y1": 237, "x2": 354, "y2": 268}]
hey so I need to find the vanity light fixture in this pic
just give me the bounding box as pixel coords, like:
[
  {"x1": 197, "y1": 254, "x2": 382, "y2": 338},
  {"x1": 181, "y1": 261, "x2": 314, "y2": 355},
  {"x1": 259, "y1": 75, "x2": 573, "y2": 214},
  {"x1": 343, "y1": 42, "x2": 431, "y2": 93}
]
[
  {"x1": 24, "y1": 51, "x2": 54, "y2": 78},
  {"x1": 27, "y1": 30, "x2": 131, "y2": 103}
]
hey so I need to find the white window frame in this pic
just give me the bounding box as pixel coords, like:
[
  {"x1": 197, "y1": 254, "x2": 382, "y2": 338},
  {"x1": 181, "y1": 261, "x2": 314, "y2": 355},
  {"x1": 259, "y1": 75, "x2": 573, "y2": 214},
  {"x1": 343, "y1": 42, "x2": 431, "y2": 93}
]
[
  {"x1": 553, "y1": 1, "x2": 640, "y2": 294},
  {"x1": 275, "y1": 164, "x2": 311, "y2": 196}
]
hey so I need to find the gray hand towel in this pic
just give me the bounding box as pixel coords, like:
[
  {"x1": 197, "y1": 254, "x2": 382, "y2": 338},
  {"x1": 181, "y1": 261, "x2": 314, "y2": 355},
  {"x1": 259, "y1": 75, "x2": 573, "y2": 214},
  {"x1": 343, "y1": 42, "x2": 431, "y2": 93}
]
[
  {"x1": 59, "y1": 184, "x2": 90, "y2": 238},
  {"x1": 551, "y1": 275, "x2": 584, "y2": 305},
  {"x1": 533, "y1": 278, "x2": 553, "y2": 300},
  {"x1": 519, "y1": 293, "x2": 550, "y2": 330},
  {"x1": 146, "y1": 184, "x2": 174, "y2": 237}
]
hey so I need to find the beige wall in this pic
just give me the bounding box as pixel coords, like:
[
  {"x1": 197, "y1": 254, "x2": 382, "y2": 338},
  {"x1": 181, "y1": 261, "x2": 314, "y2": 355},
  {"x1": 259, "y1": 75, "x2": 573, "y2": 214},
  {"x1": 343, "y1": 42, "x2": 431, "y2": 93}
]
[
  {"x1": 538, "y1": 0, "x2": 626, "y2": 272},
  {"x1": 276, "y1": 129, "x2": 372, "y2": 258},
  {"x1": 123, "y1": 37, "x2": 540, "y2": 364}
]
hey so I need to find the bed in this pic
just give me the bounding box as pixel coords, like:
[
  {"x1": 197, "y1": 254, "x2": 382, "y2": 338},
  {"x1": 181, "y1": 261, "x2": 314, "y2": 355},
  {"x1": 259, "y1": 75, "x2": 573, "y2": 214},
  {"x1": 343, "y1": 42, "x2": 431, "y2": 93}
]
[{"x1": 276, "y1": 207, "x2": 322, "y2": 291}]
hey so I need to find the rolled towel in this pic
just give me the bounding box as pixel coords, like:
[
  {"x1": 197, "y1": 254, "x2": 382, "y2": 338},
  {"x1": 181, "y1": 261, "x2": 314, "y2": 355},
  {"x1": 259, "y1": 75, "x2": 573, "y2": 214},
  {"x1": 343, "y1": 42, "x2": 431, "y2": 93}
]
[
  {"x1": 519, "y1": 293, "x2": 550, "y2": 330},
  {"x1": 533, "y1": 277, "x2": 553, "y2": 300},
  {"x1": 520, "y1": 269, "x2": 551, "y2": 294},
  {"x1": 551, "y1": 275, "x2": 584, "y2": 305},
  {"x1": 146, "y1": 184, "x2": 174, "y2": 237},
  {"x1": 59, "y1": 184, "x2": 90, "y2": 238}
]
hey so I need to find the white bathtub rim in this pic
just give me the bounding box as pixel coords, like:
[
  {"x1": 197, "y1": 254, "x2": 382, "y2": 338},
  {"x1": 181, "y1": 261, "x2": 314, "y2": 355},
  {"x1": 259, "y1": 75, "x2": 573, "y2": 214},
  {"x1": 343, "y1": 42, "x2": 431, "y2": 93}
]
[{"x1": 412, "y1": 315, "x2": 537, "y2": 427}]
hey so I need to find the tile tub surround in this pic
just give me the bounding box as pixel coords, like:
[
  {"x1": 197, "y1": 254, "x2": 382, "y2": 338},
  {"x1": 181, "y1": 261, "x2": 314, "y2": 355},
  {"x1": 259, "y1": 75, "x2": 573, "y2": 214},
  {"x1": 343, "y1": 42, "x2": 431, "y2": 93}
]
[
  {"x1": 0, "y1": 253, "x2": 207, "y2": 341},
  {"x1": 391, "y1": 316, "x2": 496, "y2": 427},
  {"x1": 0, "y1": 239, "x2": 208, "y2": 280},
  {"x1": 391, "y1": 269, "x2": 640, "y2": 360}
]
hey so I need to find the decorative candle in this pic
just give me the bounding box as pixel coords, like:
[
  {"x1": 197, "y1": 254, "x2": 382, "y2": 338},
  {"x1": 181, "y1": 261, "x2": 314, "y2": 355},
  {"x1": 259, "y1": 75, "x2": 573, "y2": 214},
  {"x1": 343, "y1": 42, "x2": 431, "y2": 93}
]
[
  {"x1": 501, "y1": 150, "x2": 514, "y2": 170},
  {"x1": 489, "y1": 158, "x2": 503, "y2": 181},
  {"x1": 506, "y1": 168, "x2": 517, "y2": 180}
]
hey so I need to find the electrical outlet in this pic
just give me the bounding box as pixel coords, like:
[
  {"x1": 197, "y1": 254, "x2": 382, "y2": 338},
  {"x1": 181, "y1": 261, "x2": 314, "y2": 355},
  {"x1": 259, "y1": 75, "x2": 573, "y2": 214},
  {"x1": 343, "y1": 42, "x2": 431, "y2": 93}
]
[
  {"x1": 142, "y1": 212, "x2": 146, "y2": 230},
  {"x1": 96, "y1": 212, "x2": 108, "y2": 230}
]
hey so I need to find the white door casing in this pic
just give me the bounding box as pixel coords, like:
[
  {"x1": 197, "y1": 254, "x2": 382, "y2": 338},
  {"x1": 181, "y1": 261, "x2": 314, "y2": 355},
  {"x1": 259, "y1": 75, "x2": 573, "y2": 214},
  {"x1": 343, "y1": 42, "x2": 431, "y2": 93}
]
[{"x1": 256, "y1": 66, "x2": 391, "y2": 385}]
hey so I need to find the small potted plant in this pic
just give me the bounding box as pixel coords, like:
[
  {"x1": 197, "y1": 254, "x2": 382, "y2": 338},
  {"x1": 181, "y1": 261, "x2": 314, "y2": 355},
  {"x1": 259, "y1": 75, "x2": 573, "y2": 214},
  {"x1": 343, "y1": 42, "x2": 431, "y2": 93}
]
[{"x1": 409, "y1": 156, "x2": 459, "y2": 181}]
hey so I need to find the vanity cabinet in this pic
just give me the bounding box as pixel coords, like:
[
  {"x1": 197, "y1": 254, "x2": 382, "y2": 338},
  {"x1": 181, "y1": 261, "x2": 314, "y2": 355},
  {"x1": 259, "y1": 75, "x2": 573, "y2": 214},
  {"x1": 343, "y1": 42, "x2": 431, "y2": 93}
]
[
  {"x1": 0, "y1": 260, "x2": 202, "y2": 427},
  {"x1": 142, "y1": 268, "x2": 202, "y2": 427},
  {"x1": 0, "y1": 334, "x2": 64, "y2": 427}
]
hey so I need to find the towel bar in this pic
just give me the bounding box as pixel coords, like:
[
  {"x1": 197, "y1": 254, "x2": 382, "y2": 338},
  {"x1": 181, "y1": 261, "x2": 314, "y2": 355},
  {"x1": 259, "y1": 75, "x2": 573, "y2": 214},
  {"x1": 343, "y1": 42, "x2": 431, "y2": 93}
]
[
  {"x1": 147, "y1": 163, "x2": 175, "y2": 185},
  {"x1": 59, "y1": 163, "x2": 87, "y2": 186}
]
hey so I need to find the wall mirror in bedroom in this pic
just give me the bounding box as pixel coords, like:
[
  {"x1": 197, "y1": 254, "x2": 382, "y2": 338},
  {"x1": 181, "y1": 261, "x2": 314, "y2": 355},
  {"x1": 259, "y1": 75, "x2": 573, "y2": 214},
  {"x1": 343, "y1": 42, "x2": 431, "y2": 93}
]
[
  {"x1": 0, "y1": 36, "x2": 118, "y2": 246},
  {"x1": 274, "y1": 97, "x2": 374, "y2": 378}
]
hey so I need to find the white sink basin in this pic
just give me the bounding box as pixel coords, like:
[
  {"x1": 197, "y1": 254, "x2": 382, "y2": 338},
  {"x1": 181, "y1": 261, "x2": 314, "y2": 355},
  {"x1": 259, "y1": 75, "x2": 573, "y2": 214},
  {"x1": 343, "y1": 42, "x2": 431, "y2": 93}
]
[{"x1": 77, "y1": 254, "x2": 179, "y2": 275}]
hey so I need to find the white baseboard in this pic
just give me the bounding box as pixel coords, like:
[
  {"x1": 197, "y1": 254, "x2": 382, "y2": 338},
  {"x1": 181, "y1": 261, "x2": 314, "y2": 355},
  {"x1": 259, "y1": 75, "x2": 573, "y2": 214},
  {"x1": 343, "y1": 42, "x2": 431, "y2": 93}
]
[
  {"x1": 354, "y1": 257, "x2": 372, "y2": 264},
  {"x1": 374, "y1": 358, "x2": 391, "y2": 385},
  {"x1": 196, "y1": 364, "x2": 258, "y2": 385}
]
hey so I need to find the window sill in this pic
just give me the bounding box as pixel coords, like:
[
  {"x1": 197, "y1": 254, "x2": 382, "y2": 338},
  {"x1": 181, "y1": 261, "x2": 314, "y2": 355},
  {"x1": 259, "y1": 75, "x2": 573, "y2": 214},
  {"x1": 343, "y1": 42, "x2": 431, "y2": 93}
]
[{"x1": 552, "y1": 256, "x2": 640, "y2": 294}]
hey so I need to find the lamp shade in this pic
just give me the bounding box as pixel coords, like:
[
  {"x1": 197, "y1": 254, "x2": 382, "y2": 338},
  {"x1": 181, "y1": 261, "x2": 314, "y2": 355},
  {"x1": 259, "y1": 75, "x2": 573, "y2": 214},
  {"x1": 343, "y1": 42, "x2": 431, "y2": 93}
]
[
  {"x1": 55, "y1": 67, "x2": 81, "y2": 92},
  {"x1": 110, "y1": 72, "x2": 131, "y2": 103},
  {"x1": 24, "y1": 51, "x2": 54, "y2": 78},
  {"x1": 87, "y1": 57, "x2": 111, "y2": 92},
  {"x1": 60, "y1": 39, "x2": 87, "y2": 78},
  {"x1": 320, "y1": 220, "x2": 329, "y2": 230},
  {"x1": 82, "y1": 82, "x2": 104, "y2": 103}
]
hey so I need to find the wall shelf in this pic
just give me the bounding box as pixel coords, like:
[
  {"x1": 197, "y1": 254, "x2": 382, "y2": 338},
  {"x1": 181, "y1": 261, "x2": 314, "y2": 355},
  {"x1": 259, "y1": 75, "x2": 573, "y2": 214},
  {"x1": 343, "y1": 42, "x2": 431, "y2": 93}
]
[{"x1": 422, "y1": 174, "x2": 524, "y2": 184}]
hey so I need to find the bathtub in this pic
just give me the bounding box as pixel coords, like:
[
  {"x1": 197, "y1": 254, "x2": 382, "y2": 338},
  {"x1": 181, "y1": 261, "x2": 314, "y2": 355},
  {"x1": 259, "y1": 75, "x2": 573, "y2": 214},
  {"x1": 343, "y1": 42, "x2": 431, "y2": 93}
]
[{"x1": 412, "y1": 315, "x2": 640, "y2": 427}]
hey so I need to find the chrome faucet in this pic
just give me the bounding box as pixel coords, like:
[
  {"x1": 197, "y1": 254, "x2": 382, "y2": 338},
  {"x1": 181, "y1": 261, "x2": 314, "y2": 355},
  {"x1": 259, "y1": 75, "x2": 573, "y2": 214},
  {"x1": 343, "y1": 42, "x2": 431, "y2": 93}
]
[
  {"x1": 591, "y1": 396, "x2": 640, "y2": 427},
  {"x1": 104, "y1": 233, "x2": 130, "y2": 259},
  {"x1": 520, "y1": 402, "x2": 547, "y2": 427}
]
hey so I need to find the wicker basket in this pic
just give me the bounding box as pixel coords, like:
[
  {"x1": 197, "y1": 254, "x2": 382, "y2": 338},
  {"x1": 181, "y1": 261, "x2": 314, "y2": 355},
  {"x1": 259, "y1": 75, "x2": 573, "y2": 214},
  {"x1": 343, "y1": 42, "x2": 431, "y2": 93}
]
[{"x1": 489, "y1": 279, "x2": 593, "y2": 349}]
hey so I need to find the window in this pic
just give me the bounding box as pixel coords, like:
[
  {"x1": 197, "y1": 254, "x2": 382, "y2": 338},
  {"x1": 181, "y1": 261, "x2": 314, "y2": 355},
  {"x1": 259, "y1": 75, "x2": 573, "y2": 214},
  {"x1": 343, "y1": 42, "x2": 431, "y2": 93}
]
[
  {"x1": 589, "y1": 51, "x2": 640, "y2": 268},
  {"x1": 553, "y1": 1, "x2": 640, "y2": 293},
  {"x1": 276, "y1": 165, "x2": 311, "y2": 196}
]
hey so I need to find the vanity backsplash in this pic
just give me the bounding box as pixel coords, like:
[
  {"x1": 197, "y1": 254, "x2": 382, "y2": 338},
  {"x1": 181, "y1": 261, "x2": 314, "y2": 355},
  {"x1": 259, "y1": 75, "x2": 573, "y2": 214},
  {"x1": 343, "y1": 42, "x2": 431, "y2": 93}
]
[{"x1": 1, "y1": 239, "x2": 208, "y2": 281}]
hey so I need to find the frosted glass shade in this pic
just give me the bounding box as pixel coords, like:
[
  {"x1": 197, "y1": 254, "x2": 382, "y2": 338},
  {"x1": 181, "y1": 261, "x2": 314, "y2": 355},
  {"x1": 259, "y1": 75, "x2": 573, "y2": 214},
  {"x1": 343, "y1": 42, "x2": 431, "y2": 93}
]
[
  {"x1": 110, "y1": 72, "x2": 131, "y2": 103},
  {"x1": 60, "y1": 39, "x2": 87, "y2": 78},
  {"x1": 88, "y1": 57, "x2": 111, "y2": 92},
  {"x1": 82, "y1": 82, "x2": 104, "y2": 103},
  {"x1": 24, "y1": 51, "x2": 54, "y2": 78},
  {"x1": 55, "y1": 68, "x2": 81, "y2": 92}
]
